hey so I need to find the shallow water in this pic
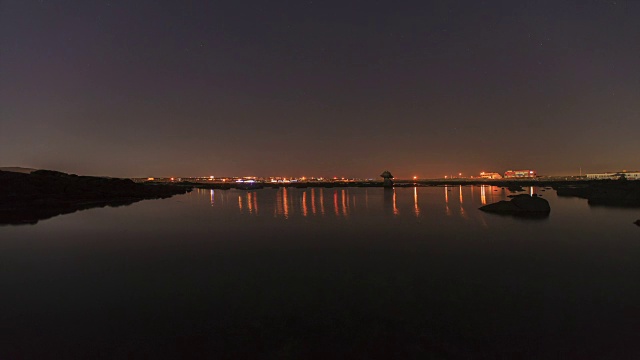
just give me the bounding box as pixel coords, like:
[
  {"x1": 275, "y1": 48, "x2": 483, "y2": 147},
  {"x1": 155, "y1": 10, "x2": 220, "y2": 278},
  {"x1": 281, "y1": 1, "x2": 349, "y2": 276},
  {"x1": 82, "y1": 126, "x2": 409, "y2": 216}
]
[{"x1": 1, "y1": 186, "x2": 639, "y2": 358}]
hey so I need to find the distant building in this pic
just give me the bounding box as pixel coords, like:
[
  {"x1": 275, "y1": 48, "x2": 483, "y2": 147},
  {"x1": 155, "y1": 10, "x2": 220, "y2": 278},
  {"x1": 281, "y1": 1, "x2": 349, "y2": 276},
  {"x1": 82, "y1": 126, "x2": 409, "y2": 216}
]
[
  {"x1": 504, "y1": 170, "x2": 536, "y2": 178},
  {"x1": 479, "y1": 172, "x2": 502, "y2": 179},
  {"x1": 586, "y1": 171, "x2": 640, "y2": 180}
]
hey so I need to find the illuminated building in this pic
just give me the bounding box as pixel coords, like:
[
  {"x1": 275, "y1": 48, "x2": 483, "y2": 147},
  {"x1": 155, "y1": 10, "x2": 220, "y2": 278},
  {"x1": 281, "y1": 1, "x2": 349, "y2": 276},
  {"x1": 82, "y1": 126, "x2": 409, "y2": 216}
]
[
  {"x1": 504, "y1": 170, "x2": 536, "y2": 178},
  {"x1": 586, "y1": 171, "x2": 640, "y2": 180},
  {"x1": 479, "y1": 172, "x2": 502, "y2": 179}
]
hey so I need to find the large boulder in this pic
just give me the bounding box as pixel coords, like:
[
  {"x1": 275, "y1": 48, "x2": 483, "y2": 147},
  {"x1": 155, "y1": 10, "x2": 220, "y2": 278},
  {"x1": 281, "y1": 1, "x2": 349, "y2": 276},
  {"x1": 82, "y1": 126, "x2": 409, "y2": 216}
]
[{"x1": 480, "y1": 194, "x2": 550, "y2": 216}]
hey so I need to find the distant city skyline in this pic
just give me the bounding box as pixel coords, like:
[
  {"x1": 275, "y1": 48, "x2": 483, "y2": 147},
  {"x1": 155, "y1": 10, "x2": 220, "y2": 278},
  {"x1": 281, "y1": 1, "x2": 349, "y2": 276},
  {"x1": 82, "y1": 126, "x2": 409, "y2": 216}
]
[{"x1": 2, "y1": 1, "x2": 639, "y2": 178}]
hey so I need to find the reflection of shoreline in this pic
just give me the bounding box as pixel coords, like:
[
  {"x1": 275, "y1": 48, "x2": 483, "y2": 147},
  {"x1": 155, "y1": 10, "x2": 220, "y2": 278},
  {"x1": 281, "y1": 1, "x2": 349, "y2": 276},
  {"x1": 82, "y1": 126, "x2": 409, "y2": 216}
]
[
  {"x1": 383, "y1": 188, "x2": 398, "y2": 216},
  {"x1": 202, "y1": 181, "x2": 640, "y2": 213},
  {"x1": 0, "y1": 170, "x2": 191, "y2": 226},
  {"x1": 444, "y1": 186, "x2": 451, "y2": 216},
  {"x1": 341, "y1": 189, "x2": 349, "y2": 217},
  {"x1": 1, "y1": 199, "x2": 145, "y2": 226},
  {"x1": 219, "y1": 185, "x2": 628, "y2": 220}
]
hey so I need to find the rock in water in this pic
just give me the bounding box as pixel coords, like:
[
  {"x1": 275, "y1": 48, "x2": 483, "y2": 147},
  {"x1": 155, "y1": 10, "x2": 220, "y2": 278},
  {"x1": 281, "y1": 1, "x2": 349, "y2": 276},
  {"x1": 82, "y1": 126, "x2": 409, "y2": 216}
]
[{"x1": 480, "y1": 194, "x2": 550, "y2": 216}]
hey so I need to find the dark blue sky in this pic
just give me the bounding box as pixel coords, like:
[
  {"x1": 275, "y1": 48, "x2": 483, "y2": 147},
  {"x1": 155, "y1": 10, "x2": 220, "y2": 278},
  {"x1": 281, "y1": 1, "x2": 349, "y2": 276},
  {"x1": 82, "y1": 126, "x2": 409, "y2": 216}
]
[{"x1": 1, "y1": 0, "x2": 639, "y2": 178}]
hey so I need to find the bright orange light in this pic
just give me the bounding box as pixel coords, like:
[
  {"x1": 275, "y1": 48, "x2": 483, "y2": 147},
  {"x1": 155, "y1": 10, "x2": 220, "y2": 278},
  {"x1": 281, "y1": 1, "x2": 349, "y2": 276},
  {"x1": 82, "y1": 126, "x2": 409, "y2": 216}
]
[{"x1": 413, "y1": 176, "x2": 417, "y2": 180}]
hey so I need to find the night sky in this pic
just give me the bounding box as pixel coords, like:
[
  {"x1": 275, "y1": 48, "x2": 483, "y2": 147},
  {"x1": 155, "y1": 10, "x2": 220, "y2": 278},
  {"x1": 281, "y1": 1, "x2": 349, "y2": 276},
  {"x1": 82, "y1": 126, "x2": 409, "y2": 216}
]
[{"x1": 1, "y1": 0, "x2": 639, "y2": 178}]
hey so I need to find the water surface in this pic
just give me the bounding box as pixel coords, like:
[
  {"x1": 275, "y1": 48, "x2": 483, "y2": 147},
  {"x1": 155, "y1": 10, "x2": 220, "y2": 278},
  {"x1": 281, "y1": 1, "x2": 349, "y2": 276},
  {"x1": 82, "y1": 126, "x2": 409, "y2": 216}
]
[{"x1": 1, "y1": 186, "x2": 639, "y2": 358}]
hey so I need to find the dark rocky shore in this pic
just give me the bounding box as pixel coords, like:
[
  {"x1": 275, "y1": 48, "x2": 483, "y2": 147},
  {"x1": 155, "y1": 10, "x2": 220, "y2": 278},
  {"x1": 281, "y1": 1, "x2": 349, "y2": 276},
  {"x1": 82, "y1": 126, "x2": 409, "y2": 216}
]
[
  {"x1": 0, "y1": 170, "x2": 191, "y2": 225},
  {"x1": 555, "y1": 179, "x2": 640, "y2": 207},
  {"x1": 479, "y1": 194, "x2": 551, "y2": 218}
]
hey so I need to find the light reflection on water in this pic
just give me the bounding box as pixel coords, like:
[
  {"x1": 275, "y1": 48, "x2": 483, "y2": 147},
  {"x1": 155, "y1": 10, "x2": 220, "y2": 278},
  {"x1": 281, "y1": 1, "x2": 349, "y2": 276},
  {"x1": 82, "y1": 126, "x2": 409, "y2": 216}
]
[
  {"x1": 413, "y1": 186, "x2": 419, "y2": 217},
  {"x1": 3, "y1": 186, "x2": 640, "y2": 358},
  {"x1": 196, "y1": 185, "x2": 517, "y2": 220}
]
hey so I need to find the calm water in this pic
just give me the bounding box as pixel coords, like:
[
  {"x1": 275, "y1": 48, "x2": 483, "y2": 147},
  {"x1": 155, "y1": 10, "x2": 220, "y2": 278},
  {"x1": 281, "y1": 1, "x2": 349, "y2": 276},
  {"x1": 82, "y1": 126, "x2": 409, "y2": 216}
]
[{"x1": 1, "y1": 186, "x2": 639, "y2": 358}]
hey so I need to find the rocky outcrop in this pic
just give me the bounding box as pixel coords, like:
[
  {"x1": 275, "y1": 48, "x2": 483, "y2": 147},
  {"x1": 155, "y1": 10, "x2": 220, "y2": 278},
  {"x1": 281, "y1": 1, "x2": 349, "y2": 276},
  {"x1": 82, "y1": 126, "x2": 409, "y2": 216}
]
[
  {"x1": 557, "y1": 180, "x2": 640, "y2": 207},
  {"x1": 479, "y1": 194, "x2": 550, "y2": 216},
  {"x1": 0, "y1": 170, "x2": 191, "y2": 225}
]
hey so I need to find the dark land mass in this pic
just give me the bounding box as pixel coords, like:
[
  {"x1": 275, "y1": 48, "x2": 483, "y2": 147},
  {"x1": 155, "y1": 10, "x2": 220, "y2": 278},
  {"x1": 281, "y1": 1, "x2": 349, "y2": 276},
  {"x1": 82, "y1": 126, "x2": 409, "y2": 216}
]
[
  {"x1": 0, "y1": 166, "x2": 37, "y2": 174},
  {"x1": 0, "y1": 170, "x2": 191, "y2": 225},
  {"x1": 555, "y1": 179, "x2": 640, "y2": 207}
]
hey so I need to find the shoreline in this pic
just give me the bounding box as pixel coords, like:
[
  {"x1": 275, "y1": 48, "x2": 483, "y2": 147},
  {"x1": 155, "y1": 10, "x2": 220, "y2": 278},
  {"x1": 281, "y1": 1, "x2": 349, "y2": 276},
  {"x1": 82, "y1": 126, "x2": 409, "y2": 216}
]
[
  {"x1": 0, "y1": 170, "x2": 192, "y2": 225},
  {"x1": 2, "y1": 169, "x2": 639, "y2": 226},
  {"x1": 173, "y1": 178, "x2": 614, "y2": 190}
]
